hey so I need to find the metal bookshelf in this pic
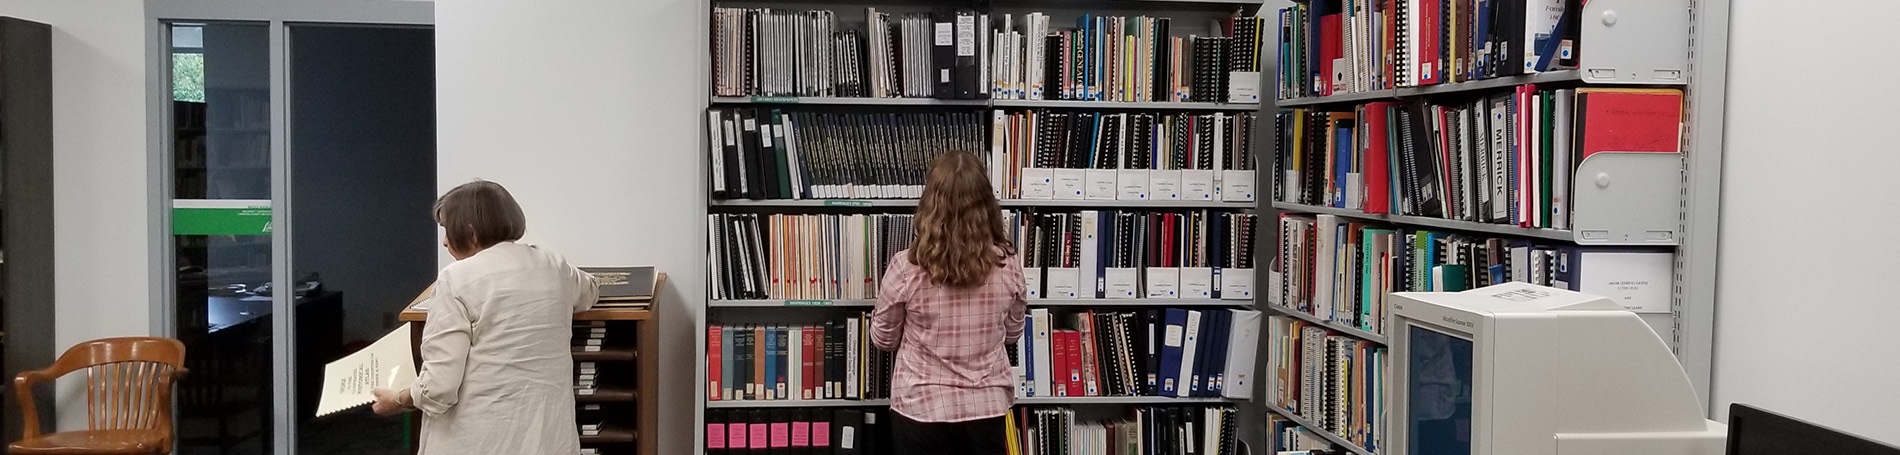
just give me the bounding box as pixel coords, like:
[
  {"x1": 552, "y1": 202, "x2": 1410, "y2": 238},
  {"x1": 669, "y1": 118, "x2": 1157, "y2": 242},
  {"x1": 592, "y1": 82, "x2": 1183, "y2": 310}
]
[
  {"x1": 1259, "y1": 1, "x2": 1731, "y2": 454},
  {"x1": 697, "y1": 1, "x2": 1276, "y2": 453},
  {"x1": 1264, "y1": 406, "x2": 1377, "y2": 455},
  {"x1": 1269, "y1": 202, "x2": 1581, "y2": 243}
]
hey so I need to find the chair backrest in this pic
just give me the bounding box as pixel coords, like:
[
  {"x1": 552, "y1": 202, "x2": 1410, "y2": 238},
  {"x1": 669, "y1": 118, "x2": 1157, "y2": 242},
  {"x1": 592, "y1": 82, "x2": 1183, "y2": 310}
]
[{"x1": 40, "y1": 337, "x2": 187, "y2": 433}]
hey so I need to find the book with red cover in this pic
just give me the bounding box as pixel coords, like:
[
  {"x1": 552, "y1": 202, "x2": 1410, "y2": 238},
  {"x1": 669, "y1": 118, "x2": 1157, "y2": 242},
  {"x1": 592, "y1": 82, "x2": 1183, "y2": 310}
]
[
  {"x1": 1418, "y1": 0, "x2": 1444, "y2": 85},
  {"x1": 1063, "y1": 330, "x2": 1085, "y2": 397},
  {"x1": 709, "y1": 326, "x2": 724, "y2": 401},
  {"x1": 1052, "y1": 330, "x2": 1072, "y2": 396},
  {"x1": 1576, "y1": 89, "x2": 1685, "y2": 160},
  {"x1": 1320, "y1": 13, "x2": 1341, "y2": 95},
  {"x1": 802, "y1": 325, "x2": 817, "y2": 400},
  {"x1": 1363, "y1": 102, "x2": 1400, "y2": 214},
  {"x1": 1078, "y1": 313, "x2": 1101, "y2": 397}
]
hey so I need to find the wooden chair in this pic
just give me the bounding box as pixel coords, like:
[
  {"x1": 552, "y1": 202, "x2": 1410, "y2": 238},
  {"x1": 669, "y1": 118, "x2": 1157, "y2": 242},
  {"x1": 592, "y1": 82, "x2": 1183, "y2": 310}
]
[{"x1": 9, "y1": 338, "x2": 187, "y2": 455}]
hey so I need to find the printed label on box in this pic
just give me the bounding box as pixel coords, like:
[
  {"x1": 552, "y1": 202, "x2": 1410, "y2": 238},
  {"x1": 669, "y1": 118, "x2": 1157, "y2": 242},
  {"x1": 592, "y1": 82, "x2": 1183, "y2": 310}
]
[
  {"x1": 1054, "y1": 169, "x2": 1088, "y2": 200},
  {"x1": 1222, "y1": 271, "x2": 1256, "y2": 300},
  {"x1": 1086, "y1": 169, "x2": 1119, "y2": 200},
  {"x1": 1022, "y1": 168, "x2": 1054, "y2": 200},
  {"x1": 1046, "y1": 268, "x2": 1081, "y2": 299},
  {"x1": 1105, "y1": 268, "x2": 1140, "y2": 298},
  {"x1": 1221, "y1": 170, "x2": 1257, "y2": 202},
  {"x1": 1180, "y1": 268, "x2": 1214, "y2": 298},
  {"x1": 1182, "y1": 170, "x2": 1215, "y2": 201},
  {"x1": 1146, "y1": 268, "x2": 1180, "y2": 298},
  {"x1": 1117, "y1": 169, "x2": 1151, "y2": 200},
  {"x1": 1150, "y1": 171, "x2": 1183, "y2": 201}
]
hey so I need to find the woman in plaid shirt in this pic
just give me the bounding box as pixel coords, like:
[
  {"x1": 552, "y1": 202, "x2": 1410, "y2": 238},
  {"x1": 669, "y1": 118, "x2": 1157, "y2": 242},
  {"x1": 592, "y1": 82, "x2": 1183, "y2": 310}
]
[{"x1": 871, "y1": 151, "x2": 1028, "y2": 455}]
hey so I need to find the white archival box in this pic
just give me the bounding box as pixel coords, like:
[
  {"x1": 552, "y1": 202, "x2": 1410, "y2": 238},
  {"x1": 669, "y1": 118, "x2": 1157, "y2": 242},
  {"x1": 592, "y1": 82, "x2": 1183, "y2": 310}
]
[{"x1": 1390, "y1": 282, "x2": 1725, "y2": 455}]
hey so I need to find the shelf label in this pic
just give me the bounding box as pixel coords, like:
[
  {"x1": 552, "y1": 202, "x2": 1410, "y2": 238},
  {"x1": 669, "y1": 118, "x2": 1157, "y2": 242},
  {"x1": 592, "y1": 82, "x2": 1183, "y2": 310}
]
[
  {"x1": 750, "y1": 96, "x2": 799, "y2": 103},
  {"x1": 784, "y1": 300, "x2": 832, "y2": 307},
  {"x1": 173, "y1": 199, "x2": 272, "y2": 235},
  {"x1": 823, "y1": 200, "x2": 872, "y2": 207}
]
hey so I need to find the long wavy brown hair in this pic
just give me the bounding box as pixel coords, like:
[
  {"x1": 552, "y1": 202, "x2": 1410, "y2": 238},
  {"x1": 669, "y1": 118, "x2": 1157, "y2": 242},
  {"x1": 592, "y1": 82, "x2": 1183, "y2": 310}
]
[{"x1": 910, "y1": 151, "x2": 1016, "y2": 287}]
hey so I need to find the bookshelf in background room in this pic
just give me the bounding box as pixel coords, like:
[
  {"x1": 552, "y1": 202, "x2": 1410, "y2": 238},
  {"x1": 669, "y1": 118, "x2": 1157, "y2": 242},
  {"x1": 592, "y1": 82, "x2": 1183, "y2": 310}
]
[
  {"x1": 1262, "y1": 0, "x2": 1707, "y2": 454},
  {"x1": 700, "y1": 1, "x2": 1274, "y2": 454},
  {"x1": 398, "y1": 271, "x2": 662, "y2": 455}
]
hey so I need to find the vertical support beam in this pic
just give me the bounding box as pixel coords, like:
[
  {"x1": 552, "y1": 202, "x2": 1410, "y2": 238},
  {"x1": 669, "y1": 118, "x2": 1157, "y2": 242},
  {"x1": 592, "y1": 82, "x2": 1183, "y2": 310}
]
[
  {"x1": 1679, "y1": 0, "x2": 1732, "y2": 413},
  {"x1": 268, "y1": 19, "x2": 297, "y2": 455}
]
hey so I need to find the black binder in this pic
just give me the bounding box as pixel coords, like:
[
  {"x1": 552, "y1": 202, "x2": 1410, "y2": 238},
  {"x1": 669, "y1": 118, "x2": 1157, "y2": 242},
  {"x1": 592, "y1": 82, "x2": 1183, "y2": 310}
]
[
  {"x1": 832, "y1": 409, "x2": 863, "y2": 455},
  {"x1": 953, "y1": 10, "x2": 979, "y2": 99},
  {"x1": 931, "y1": 9, "x2": 956, "y2": 98}
]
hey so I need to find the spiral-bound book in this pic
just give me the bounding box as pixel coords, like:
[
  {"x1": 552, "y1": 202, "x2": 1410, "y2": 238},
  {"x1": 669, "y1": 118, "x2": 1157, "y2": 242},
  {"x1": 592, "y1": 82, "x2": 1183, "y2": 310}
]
[{"x1": 314, "y1": 324, "x2": 416, "y2": 417}]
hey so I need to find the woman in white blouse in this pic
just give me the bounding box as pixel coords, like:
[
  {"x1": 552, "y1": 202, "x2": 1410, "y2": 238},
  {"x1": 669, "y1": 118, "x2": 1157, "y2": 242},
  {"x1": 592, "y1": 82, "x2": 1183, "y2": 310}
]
[{"x1": 371, "y1": 180, "x2": 600, "y2": 455}]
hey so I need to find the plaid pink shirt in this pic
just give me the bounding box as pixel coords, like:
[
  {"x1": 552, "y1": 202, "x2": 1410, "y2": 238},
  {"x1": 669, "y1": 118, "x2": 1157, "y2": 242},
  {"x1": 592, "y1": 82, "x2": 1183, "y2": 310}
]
[{"x1": 871, "y1": 249, "x2": 1027, "y2": 423}]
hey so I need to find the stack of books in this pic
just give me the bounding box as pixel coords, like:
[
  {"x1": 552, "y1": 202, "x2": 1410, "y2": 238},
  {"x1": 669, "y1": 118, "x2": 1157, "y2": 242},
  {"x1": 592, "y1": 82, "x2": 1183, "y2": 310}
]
[
  {"x1": 575, "y1": 321, "x2": 610, "y2": 353},
  {"x1": 707, "y1": 315, "x2": 897, "y2": 402},
  {"x1": 583, "y1": 266, "x2": 657, "y2": 309},
  {"x1": 1013, "y1": 308, "x2": 1260, "y2": 399},
  {"x1": 578, "y1": 404, "x2": 607, "y2": 437},
  {"x1": 1268, "y1": 316, "x2": 1386, "y2": 452},
  {"x1": 1009, "y1": 405, "x2": 1239, "y2": 455}
]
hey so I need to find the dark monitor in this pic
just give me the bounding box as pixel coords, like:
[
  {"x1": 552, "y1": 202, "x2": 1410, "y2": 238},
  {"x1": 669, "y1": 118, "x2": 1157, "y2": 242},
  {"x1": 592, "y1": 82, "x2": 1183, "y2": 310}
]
[{"x1": 1728, "y1": 404, "x2": 1900, "y2": 455}]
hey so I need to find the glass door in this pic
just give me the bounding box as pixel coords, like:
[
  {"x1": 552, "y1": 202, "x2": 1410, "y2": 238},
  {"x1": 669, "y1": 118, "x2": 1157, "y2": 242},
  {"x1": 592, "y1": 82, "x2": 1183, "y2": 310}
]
[
  {"x1": 168, "y1": 21, "x2": 277, "y2": 455},
  {"x1": 286, "y1": 23, "x2": 437, "y2": 454}
]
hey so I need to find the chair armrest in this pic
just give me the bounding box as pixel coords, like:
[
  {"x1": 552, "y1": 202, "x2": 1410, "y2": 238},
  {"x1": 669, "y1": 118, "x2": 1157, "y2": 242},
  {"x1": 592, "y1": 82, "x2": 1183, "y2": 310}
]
[{"x1": 14, "y1": 370, "x2": 46, "y2": 439}]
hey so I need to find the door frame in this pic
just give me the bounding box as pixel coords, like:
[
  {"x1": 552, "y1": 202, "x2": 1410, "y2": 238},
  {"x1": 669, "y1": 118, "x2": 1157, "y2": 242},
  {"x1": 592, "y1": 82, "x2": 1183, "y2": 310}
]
[{"x1": 145, "y1": 2, "x2": 431, "y2": 453}]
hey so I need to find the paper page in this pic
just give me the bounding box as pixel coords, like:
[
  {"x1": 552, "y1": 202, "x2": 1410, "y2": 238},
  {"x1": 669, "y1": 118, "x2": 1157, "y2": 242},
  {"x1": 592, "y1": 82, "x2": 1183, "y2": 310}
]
[
  {"x1": 315, "y1": 323, "x2": 417, "y2": 417},
  {"x1": 407, "y1": 283, "x2": 435, "y2": 311}
]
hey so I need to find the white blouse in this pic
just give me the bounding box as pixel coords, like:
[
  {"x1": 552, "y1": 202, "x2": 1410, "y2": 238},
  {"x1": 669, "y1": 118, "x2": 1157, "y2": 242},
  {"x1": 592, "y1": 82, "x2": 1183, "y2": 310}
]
[{"x1": 412, "y1": 242, "x2": 599, "y2": 455}]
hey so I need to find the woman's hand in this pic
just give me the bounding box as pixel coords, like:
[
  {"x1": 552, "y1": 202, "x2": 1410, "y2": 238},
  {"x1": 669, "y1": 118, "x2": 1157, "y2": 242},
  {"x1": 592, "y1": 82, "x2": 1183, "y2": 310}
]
[{"x1": 371, "y1": 388, "x2": 407, "y2": 416}]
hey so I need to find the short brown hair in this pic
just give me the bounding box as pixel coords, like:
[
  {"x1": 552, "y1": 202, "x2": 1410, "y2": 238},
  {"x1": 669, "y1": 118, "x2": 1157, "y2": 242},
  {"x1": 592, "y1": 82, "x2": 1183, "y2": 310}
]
[
  {"x1": 434, "y1": 180, "x2": 526, "y2": 254},
  {"x1": 910, "y1": 151, "x2": 1015, "y2": 287}
]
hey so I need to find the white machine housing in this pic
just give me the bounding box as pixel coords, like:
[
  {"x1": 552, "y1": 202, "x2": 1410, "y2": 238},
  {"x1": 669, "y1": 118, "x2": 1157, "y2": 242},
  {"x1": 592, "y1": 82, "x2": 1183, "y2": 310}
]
[{"x1": 1389, "y1": 282, "x2": 1725, "y2": 455}]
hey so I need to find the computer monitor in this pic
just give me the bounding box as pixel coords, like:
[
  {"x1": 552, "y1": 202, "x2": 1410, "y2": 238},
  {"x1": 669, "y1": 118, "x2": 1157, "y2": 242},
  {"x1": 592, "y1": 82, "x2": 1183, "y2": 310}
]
[
  {"x1": 1727, "y1": 404, "x2": 1900, "y2": 455},
  {"x1": 1390, "y1": 282, "x2": 1726, "y2": 455}
]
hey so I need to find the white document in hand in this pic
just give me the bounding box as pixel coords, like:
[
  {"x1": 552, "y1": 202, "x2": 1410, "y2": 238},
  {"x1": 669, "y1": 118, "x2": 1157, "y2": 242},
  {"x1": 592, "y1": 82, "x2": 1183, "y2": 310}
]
[{"x1": 315, "y1": 323, "x2": 417, "y2": 417}]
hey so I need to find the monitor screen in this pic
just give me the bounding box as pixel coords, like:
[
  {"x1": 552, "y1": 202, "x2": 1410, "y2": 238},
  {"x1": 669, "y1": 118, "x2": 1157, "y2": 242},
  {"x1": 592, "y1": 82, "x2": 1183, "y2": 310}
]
[
  {"x1": 1408, "y1": 323, "x2": 1475, "y2": 455},
  {"x1": 1729, "y1": 404, "x2": 1900, "y2": 455}
]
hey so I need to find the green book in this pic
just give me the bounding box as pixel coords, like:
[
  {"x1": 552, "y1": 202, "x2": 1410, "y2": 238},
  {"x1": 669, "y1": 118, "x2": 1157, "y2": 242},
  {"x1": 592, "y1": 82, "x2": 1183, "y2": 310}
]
[
  {"x1": 769, "y1": 109, "x2": 794, "y2": 198},
  {"x1": 1540, "y1": 93, "x2": 1555, "y2": 228},
  {"x1": 1433, "y1": 264, "x2": 1470, "y2": 292}
]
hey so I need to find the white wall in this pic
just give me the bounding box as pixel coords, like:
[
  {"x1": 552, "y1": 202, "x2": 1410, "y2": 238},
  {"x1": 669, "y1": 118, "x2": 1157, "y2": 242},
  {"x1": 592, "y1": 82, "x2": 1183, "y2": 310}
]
[
  {"x1": 435, "y1": 0, "x2": 705, "y2": 453},
  {"x1": 0, "y1": 0, "x2": 155, "y2": 431},
  {"x1": 1713, "y1": 0, "x2": 1900, "y2": 446}
]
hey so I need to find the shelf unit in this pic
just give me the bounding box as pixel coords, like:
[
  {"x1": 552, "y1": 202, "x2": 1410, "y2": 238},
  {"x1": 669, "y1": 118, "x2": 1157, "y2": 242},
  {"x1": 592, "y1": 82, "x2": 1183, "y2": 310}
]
[
  {"x1": 696, "y1": 0, "x2": 1271, "y2": 453},
  {"x1": 1263, "y1": 304, "x2": 1388, "y2": 346},
  {"x1": 1261, "y1": 0, "x2": 1725, "y2": 453},
  {"x1": 0, "y1": 17, "x2": 54, "y2": 447},
  {"x1": 1270, "y1": 202, "x2": 1580, "y2": 243}
]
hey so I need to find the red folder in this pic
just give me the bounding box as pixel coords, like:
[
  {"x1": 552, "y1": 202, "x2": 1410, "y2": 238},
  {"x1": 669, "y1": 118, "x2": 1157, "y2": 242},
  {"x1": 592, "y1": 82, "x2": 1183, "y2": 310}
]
[
  {"x1": 1363, "y1": 102, "x2": 1400, "y2": 214},
  {"x1": 1576, "y1": 89, "x2": 1685, "y2": 160}
]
